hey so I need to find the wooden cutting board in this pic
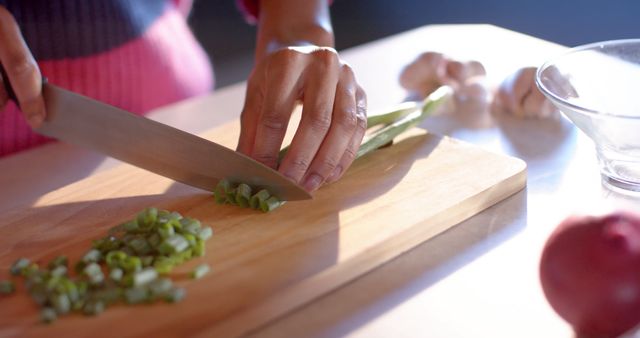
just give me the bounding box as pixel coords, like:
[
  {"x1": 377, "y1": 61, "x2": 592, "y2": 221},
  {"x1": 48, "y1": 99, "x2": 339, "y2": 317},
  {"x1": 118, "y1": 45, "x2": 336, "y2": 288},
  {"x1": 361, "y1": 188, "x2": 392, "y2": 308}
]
[{"x1": 0, "y1": 119, "x2": 526, "y2": 338}]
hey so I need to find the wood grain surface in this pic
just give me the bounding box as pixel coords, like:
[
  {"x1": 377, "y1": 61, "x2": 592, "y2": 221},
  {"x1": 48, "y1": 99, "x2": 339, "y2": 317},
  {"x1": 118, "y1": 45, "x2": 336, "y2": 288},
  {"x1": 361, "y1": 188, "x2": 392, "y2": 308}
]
[{"x1": 0, "y1": 119, "x2": 526, "y2": 338}]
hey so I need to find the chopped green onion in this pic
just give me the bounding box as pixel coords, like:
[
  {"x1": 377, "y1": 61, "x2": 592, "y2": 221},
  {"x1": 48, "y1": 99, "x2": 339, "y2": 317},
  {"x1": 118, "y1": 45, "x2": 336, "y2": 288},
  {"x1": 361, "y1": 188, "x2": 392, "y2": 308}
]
[
  {"x1": 29, "y1": 283, "x2": 48, "y2": 305},
  {"x1": 183, "y1": 234, "x2": 197, "y2": 251},
  {"x1": 22, "y1": 263, "x2": 40, "y2": 278},
  {"x1": 127, "y1": 237, "x2": 152, "y2": 255},
  {"x1": 137, "y1": 207, "x2": 158, "y2": 228},
  {"x1": 83, "y1": 263, "x2": 104, "y2": 285},
  {"x1": 191, "y1": 264, "x2": 210, "y2": 279},
  {"x1": 169, "y1": 211, "x2": 183, "y2": 221},
  {"x1": 50, "y1": 265, "x2": 68, "y2": 278},
  {"x1": 147, "y1": 232, "x2": 162, "y2": 248},
  {"x1": 177, "y1": 249, "x2": 193, "y2": 263},
  {"x1": 74, "y1": 260, "x2": 87, "y2": 274},
  {"x1": 157, "y1": 222, "x2": 175, "y2": 239},
  {"x1": 157, "y1": 209, "x2": 171, "y2": 221},
  {"x1": 235, "y1": 183, "x2": 252, "y2": 207},
  {"x1": 148, "y1": 278, "x2": 173, "y2": 299},
  {"x1": 47, "y1": 256, "x2": 68, "y2": 269},
  {"x1": 25, "y1": 273, "x2": 44, "y2": 291},
  {"x1": 153, "y1": 257, "x2": 175, "y2": 274},
  {"x1": 10, "y1": 258, "x2": 30, "y2": 276},
  {"x1": 133, "y1": 268, "x2": 158, "y2": 287},
  {"x1": 0, "y1": 280, "x2": 15, "y2": 294},
  {"x1": 124, "y1": 286, "x2": 149, "y2": 304},
  {"x1": 164, "y1": 287, "x2": 186, "y2": 303},
  {"x1": 109, "y1": 268, "x2": 123, "y2": 282},
  {"x1": 51, "y1": 293, "x2": 71, "y2": 314},
  {"x1": 72, "y1": 299, "x2": 85, "y2": 311},
  {"x1": 105, "y1": 250, "x2": 127, "y2": 268},
  {"x1": 92, "y1": 287, "x2": 122, "y2": 304},
  {"x1": 59, "y1": 279, "x2": 79, "y2": 303},
  {"x1": 140, "y1": 256, "x2": 154, "y2": 267},
  {"x1": 214, "y1": 180, "x2": 232, "y2": 204},
  {"x1": 197, "y1": 227, "x2": 213, "y2": 241},
  {"x1": 225, "y1": 187, "x2": 237, "y2": 204},
  {"x1": 120, "y1": 247, "x2": 136, "y2": 257},
  {"x1": 260, "y1": 196, "x2": 283, "y2": 213},
  {"x1": 180, "y1": 218, "x2": 201, "y2": 235},
  {"x1": 82, "y1": 300, "x2": 105, "y2": 316},
  {"x1": 192, "y1": 239, "x2": 205, "y2": 257},
  {"x1": 158, "y1": 235, "x2": 189, "y2": 255},
  {"x1": 250, "y1": 189, "x2": 270, "y2": 209},
  {"x1": 120, "y1": 256, "x2": 142, "y2": 273},
  {"x1": 122, "y1": 220, "x2": 139, "y2": 232},
  {"x1": 82, "y1": 249, "x2": 102, "y2": 264},
  {"x1": 41, "y1": 307, "x2": 57, "y2": 323},
  {"x1": 93, "y1": 237, "x2": 121, "y2": 253},
  {"x1": 45, "y1": 276, "x2": 61, "y2": 292}
]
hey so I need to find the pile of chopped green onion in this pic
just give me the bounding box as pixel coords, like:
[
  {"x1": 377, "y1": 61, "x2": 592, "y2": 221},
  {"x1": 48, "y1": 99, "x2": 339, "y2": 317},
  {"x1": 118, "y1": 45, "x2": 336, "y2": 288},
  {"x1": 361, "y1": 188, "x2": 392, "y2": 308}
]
[
  {"x1": 0, "y1": 208, "x2": 212, "y2": 323},
  {"x1": 215, "y1": 86, "x2": 454, "y2": 212}
]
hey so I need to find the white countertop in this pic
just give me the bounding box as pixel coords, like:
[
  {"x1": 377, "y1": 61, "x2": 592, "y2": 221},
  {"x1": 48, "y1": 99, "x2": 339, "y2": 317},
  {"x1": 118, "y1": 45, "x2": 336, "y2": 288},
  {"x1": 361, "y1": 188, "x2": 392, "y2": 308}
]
[{"x1": 2, "y1": 24, "x2": 638, "y2": 338}]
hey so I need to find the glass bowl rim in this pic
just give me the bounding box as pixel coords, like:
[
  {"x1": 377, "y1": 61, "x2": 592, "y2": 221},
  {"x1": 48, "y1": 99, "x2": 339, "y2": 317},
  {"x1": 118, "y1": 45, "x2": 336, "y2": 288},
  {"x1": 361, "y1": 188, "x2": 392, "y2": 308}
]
[{"x1": 535, "y1": 38, "x2": 640, "y2": 120}]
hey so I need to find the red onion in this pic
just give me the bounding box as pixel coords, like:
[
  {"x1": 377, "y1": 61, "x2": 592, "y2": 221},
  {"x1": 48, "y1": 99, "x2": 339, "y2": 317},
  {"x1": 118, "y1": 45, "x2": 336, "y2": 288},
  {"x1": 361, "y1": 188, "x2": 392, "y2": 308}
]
[{"x1": 540, "y1": 212, "x2": 640, "y2": 337}]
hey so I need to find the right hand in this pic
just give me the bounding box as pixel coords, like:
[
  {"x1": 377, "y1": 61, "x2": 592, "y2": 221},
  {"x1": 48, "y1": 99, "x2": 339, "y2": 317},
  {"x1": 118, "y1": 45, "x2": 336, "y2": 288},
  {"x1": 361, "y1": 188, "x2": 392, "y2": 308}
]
[{"x1": 0, "y1": 5, "x2": 45, "y2": 128}]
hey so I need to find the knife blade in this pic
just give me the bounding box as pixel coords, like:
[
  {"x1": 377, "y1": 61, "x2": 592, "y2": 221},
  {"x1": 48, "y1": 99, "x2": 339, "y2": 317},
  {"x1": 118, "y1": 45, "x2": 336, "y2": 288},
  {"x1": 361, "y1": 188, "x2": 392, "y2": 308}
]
[
  {"x1": 41, "y1": 84, "x2": 311, "y2": 200},
  {"x1": 0, "y1": 69, "x2": 310, "y2": 200}
]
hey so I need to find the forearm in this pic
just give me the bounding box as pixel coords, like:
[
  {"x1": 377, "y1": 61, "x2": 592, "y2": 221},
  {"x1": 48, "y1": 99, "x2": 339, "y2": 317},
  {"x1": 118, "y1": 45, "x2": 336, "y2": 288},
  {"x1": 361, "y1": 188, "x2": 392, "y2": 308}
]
[{"x1": 255, "y1": 0, "x2": 334, "y2": 61}]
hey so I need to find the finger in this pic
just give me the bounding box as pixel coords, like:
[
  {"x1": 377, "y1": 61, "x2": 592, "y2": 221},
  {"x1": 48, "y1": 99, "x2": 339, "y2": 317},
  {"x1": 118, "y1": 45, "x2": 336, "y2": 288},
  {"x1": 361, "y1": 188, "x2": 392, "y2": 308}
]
[
  {"x1": 456, "y1": 80, "x2": 489, "y2": 103},
  {"x1": 399, "y1": 52, "x2": 444, "y2": 91},
  {"x1": 301, "y1": 65, "x2": 358, "y2": 192},
  {"x1": 446, "y1": 60, "x2": 486, "y2": 88},
  {"x1": 494, "y1": 83, "x2": 517, "y2": 116},
  {"x1": 523, "y1": 84, "x2": 555, "y2": 118},
  {"x1": 279, "y1": 49, "x2": 340, "y2": 184},
  {"x1": 0, "y1": 74, "x2": 8, "y2": 111},
  {"x1": 250, "y1": 49, "x2": 303, "y2": 169},
  {"x1": 445, "y1": 60, "x2": 467, "y2": 85},
  {"x1": 0, "y1": 6, "x2": 45, "y2": 128},
  {"x1": 326, "y1": 85, "x2": 367, "y2": 184},
  {"x1": 511, "y1": 67, "x2": 536, "y2": 117},
  {"x1": 237, "y1": 67, "x2": 264, "y2": 155},
  {"x1": 464, "y1": 60, "x2": 486, "y2": 78},
  {"x1": 496, "y1": 67, "x2": 535, "y2": 117}
]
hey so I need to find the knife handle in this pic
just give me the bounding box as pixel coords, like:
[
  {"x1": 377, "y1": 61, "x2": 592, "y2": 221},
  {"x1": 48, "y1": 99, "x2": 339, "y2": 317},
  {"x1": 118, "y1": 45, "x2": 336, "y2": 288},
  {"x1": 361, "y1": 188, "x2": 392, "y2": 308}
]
[{"x1": 0, "y1": 64, "x2": 47, "y2": 109}]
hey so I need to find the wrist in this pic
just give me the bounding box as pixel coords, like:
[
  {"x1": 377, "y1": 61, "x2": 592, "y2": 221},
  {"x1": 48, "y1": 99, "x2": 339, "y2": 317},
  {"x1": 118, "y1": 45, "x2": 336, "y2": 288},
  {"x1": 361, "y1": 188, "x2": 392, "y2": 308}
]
[
  {"x1": 265, "y1": 24, "x2": 334, "y2": 50},
  {"x1": 254, "y1": 0, "x2": 334, "y2": 61}
]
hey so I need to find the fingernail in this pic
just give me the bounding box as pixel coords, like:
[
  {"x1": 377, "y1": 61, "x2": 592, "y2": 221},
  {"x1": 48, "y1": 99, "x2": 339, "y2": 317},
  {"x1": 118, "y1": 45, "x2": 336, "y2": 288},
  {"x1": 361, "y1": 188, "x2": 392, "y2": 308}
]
[
  {"x1": 303, "y1": 174, "x2": 323, "y2": 192},
  {"x1": 24, "y1": 98, "x2": 46, "y2": 128},
  {"x1": 327, "y1": 165, "x2": 343, "y2": 183}
]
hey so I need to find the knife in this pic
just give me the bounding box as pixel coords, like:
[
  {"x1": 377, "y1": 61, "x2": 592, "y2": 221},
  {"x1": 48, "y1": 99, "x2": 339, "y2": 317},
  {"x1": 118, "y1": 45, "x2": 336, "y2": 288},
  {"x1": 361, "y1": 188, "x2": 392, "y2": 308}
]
[{"x1": 0, "y1": 69, "x2": 311, "y2": 201}]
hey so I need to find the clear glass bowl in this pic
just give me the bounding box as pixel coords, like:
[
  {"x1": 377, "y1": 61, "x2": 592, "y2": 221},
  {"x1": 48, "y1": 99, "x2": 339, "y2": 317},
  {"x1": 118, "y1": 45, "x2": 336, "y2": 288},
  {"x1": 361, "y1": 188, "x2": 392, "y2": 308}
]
[{"x1": 536, "y1": 39, "x2": 640, "y2": 193}]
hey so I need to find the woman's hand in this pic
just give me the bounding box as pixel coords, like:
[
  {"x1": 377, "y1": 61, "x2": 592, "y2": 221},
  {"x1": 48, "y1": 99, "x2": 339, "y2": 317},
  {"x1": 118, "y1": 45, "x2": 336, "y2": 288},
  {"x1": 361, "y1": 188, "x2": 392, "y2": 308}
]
[
  {"x1": 237, "y1": 0, "x2": 366, "y2": 192},
  {"x1": 493, "y1": 67, "x2": 556, "y2": 119},
  {"x1": 0, "y1": 5, "x2": 45, "y2": 127},
  {"x1": 237, "y1": 45, "x2": 367, "y2": 192},
  {"x1": 399, "y1": 51, "x2": 486, "y2": 99}
]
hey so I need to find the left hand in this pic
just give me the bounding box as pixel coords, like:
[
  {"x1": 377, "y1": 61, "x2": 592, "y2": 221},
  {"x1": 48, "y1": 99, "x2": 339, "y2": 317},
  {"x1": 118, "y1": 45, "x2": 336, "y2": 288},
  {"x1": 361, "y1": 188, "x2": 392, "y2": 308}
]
[
  {"x1": 237, "y1": 45, "x2": 367, "y2": 192},
  {"x1": 493, "y1": 67, "x2": 557, "y2": 119}
]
